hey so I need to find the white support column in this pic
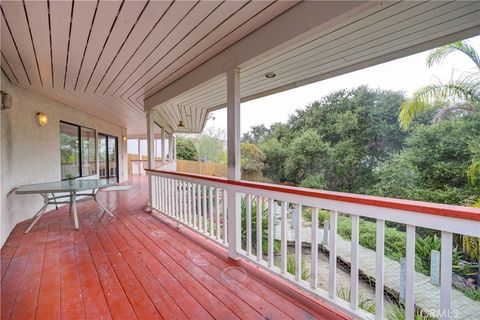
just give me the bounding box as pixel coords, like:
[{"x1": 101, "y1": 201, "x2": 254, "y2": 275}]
[
  {"x1": 173, "y1": 135, "x2": 177, "y2": 161},
  {"x1": 168, "y1": 134, "x2": 173, "y2": 162},
  {"x1": 137, "y1": 138, "x2": 141, "y2": 160},
  {"x1": 161, "y1": 128, "x2": 166, "y2": 163},
  {"x1": 146, "y1": 110, "x2": 155, "y2": 212},
  {"x1": 226, "y1": 67, "x2": 241, "y2": 260}
]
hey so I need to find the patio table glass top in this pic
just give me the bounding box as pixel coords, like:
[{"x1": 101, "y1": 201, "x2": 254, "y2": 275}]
[{"x1": 16, "y1": 179, "x2": 117, "y2": 194}]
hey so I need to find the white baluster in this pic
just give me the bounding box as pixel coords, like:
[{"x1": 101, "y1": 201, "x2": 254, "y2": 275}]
[
  {"x1": 193, "y1": 183, "x2": 197, "y2": 228},
  {"x1": 295, "y1": 205, "x2": 302, "y2": 281},
  {"x1": 281, "y1": 201, "x2": 287, "y2": 274},
  {"x1": 268, "y1": 199, "x2": 274, "y2": 268},
  {"x1": 223, "y1": 189, "x2": 227, "y2": 244},
  {"x1": 246, "y1": 194, "x2": 252, "y2": 256},
  {"x1": 440, "y1": 231, "x2": 453, "y2": 320},
  {"x1": 187, "y1": 183, "x2": 192, "y2": 226},
  {"x1": 405, "y1": 225, "x2": 416, "y2": 319},
  {"x1": 311, "y1": 208, "x2": 319, "y2": 289},
  {"x1": 215, "y1": 188, "x2": 220, "y2": 240},
  {"x1": 197, "y1": 184, "x2": 202, "y2": 231},
  {"x1": 329, "y1": 210, "x2": 337, "y2": 299},
  {"x1": 375, "y1": 219, "x2": 385, "y2": 320},
  {"x1": 203, "y1": 185, "x2": 207, "y2": 234},
  {"x1": 209, "y1": 187, "x2": 214, "y2": 236},
  {"x1": 257, "y1": 196, "x2": 263, "y2": 261},
  {"x1": 351, "y1": 214, "x2": 359, "y2": 309}
]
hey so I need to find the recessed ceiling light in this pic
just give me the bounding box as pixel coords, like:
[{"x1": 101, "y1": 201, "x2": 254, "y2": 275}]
[{"x1": 265, "y1": 72, "x2": 276, "y2": 79}]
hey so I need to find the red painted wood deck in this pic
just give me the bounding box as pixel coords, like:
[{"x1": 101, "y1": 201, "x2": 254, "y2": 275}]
[{"x1": 1, "y1": 176, "x2": 349, "y2": 320}]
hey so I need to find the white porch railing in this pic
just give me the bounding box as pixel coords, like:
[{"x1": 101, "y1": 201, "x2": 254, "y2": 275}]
[
  {"x1": 131, "y1": 160, "x2": 177, "y2": 175},
  {"x1": 146, "y1": 169, "x2": 480, "y2": 320}
]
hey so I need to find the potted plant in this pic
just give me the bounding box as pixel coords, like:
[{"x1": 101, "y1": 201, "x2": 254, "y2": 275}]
[{"x1": 64, "y1": 174, "x2": 76, "y2": 185}]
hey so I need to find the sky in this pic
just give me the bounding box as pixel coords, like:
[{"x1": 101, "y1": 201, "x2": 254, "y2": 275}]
[{"x1": 206, "y1": 35, "x2": 480, "y2": 135}]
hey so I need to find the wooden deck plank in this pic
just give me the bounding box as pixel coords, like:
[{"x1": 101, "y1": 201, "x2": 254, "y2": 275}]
[
  {"x1": 1, "y1": 217, "x2": 49, "y2": 320},
  {"x1": 96, "y1": 213, "x2": 189, "y2": 320},
  {"x1": 107, "y1": 211, "x2": 216, "y2": 320},
  {"x1": 1, "y1": 176, "x2": 350, "y2": 320},
  {"x1": 77, "y1": 208, "x2": 138, "y2": 320},
  {"x1": 116, "y1": 213, "x2": 264, "y2": 320},
  {"x1": 81, "y1": 210, "x2": 162, "y2": 320},
  {"x1": 71, "y1": 206, "x2": 112, "y2": 320},
  {"x1": 59, "y1": 209, "x2": 86, "y2": 319},
  {"x1": 133, "y1": 212, "x2": 297, "y2": 320},
  {"x1": 1, "y1": 221, "x2": 27, "y2": 280},
  {"x1": 36, "y1": 213, "x2": 62, "y2": 319},
  {"x1": 9, "y1": 217, "x2": 50, "y2": 320}
]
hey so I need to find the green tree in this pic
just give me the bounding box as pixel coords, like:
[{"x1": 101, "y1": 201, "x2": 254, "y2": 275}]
[
  {"x1": 399, "y1": 40, "x2": 480, "y2": 128},
  {"x1": 374, "y1": 114, "x2": 480, "y2": 204},
  {"x1": 241, "y1": 124, "x2": 271, "y2": 144},
  {"x1": 240, "y1": 143, "x2": 265, "y2": 172},
  {"x1": 253, "y1": 86, "x2": 409, "y2": 192},
  {"x1": 176, "y1": 138, "x2": 198, "y2": 161},
  {"x1": 195, "y1": 127, "x2": 226, "y2": 162}
]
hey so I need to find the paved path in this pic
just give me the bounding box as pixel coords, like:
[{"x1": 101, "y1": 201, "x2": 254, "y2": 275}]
[{"x1": 273, "y1": 217, "x2": 479, "y2": 319}]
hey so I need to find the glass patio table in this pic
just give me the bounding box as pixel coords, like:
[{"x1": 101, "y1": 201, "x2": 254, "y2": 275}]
[{"x1": 16, "y1": 179, "x2": 117, "y2": 233}]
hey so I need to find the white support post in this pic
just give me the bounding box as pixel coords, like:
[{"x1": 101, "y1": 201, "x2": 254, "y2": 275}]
[
  {"x1": 405, "y1": 225, "x2": 416, "y2": 319},
  {"x1": 146, "y1": 110, "x2": 155, "y2": 212},
  {"x1": 226, "y1": 68, "x2": 241, "y2": 260},
  {"x1": 375, "y1": 219, "x2": 385, "y2": 320},
  {"x1": 440, "y1": 231, "x2": 453, "y2": 320},
  {"x1": 173, "y1": 135, "x2": 177, "y2": 161},
  {"x1": 167, "y1": 134, "x2": 172, "y2": 162},
  {"x1": 161, "y1": 128, "x2": 166, "y2": 163},
  {"x1": 137, "y1": 138, "x2": 141, "y2": 160}
]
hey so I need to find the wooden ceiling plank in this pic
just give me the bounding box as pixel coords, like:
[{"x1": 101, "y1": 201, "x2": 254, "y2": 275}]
[
  {"x1": 240, "y1": 3, "x2": 480, "y2": 95},
  {"x1": 103, "y1": 1, "x2": 196, "y2": 96},
  {"x1": 113, "y1": 1, "x2": 221, "y2": 97},
  {"x1": 1, "y1": 52, "x2": 18, "y2": 84},
  {"x1": 93, "y1": 0, "x2": 171, "y2": 95},
  {"x1": 50, "y1": 0, "x2": 73, "y2": 89},
  {"x1": 74, "y1": 0, "x2": 122, "y2": 92},
  {"x1": 1, "y1": 1, "x2": 42, "y2": 86},
  {"x1": 24, "y1": 0, "x2": 52, "y2": 88},
  {"x1": 240, "y1": 1, "x2": 466, "y2": 82},
  {"x1": 85, "y1": 0, "x2": 147, "y2": 93},
  {"x1": 241, "y1": 1, "x2": 408, "y2": 75},
  {"x1": 123, "y1": 0, "x2": 246, "y2": 99},
  {"x1": 64, "y1": 0, "x2": 97, "y2": 91},
  {"x1": 139, "y1": 0, "x2": 290, "y2": 101},
  {"x1": 0, "y1": 14, "x2": 30, "y2": 84}
]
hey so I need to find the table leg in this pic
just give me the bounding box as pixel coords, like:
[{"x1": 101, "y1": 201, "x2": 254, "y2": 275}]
[
  {"x1": 94, "y1": 190, "x2": 114, "y2": 218},
  {"x1": 72, "y1": 191, "x2": 79, "y2": 229},
  {"x1": 25, "y1": 193, "x2": 49, "y2": 233}
]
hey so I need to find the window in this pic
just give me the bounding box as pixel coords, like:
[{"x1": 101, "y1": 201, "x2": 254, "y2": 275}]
[
  {"x1": 81, "y1": 127, "x2": 96, "y2": 176},
  {"x1": 60, "y1": 121, "x2": 96, "y2": 179}
]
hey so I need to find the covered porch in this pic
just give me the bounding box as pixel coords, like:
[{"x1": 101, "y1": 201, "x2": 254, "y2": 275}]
[{"x1": 1, "y1": 176, "x2": 343, "y2": 320}]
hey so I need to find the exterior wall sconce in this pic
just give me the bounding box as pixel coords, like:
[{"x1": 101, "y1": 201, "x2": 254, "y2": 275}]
[
  {"x1": 37, "y1": 112, "x2": 48, "y2": 126},
  {"x1": 1, "y1": 91, "x2": 12, "y2": 109},
  {"x1": 122, "y1": 136, "x2": 127, "y2": 142}
]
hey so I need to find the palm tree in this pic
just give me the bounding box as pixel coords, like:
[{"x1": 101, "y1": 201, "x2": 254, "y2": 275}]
[{"x1": 399, "y1": 41, "x2": 480, "y2": 129}]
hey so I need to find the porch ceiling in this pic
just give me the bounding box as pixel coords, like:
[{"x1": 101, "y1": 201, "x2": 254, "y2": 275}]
[
  {"x1": 0, "y1": 0, "x2": 297, "y2": 134},
  {"x1": 150, "y1": 0, "x2": 480, "y2": 134}
]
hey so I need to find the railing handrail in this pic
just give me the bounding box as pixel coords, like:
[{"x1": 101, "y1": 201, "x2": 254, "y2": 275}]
[{"x1": 145, "y1": 168, "x2": 480, "y2": 222}]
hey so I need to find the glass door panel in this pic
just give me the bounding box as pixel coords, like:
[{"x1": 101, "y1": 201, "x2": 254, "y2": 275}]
[
  {"x1": 98, "y1": 134, "x2": 118, "y2": 181},
  {"x1": 108, "y1": 136, "x2": 118, "y2": 180}
]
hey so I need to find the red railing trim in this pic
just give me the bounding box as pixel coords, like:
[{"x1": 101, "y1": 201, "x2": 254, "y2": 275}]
[{"x1": 145, "y1": 168, "x2": 480, "y2": 222}]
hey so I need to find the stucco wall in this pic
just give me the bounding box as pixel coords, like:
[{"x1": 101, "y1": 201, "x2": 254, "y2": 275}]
[{"x1": 1, "y1": 75, "x2": 129, "y2": 246}]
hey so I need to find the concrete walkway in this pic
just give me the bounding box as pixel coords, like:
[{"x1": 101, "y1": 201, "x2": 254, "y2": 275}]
[{"x1": 273, "y1": 218, "x2": 479, "y2": 319}]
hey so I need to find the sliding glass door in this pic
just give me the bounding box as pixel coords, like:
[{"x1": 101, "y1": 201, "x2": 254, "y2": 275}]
[{"x1": 99, "y1": 134, "x2": 118, "y2": 181}]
